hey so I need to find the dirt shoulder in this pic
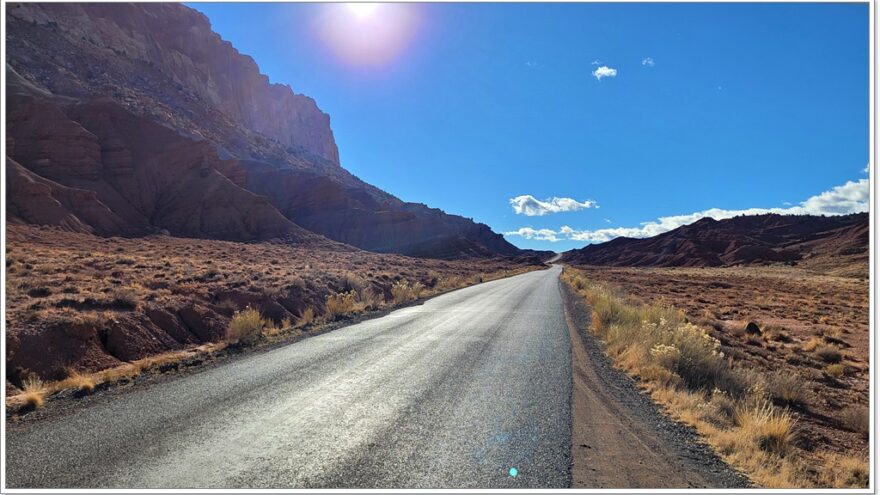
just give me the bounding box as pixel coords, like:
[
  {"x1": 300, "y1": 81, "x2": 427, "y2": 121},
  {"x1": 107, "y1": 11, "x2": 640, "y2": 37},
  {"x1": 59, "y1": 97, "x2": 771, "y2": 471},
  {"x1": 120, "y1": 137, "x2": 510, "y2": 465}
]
[{"x1": 560, "y1": 278, "x2": 749, "y2": 488}]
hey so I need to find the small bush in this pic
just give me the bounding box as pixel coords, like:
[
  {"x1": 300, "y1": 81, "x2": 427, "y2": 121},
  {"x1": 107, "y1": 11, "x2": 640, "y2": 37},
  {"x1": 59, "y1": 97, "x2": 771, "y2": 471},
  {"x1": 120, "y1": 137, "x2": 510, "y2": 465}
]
[
  {"x1": 767, "y1": 371, "x2": 806, "y2": 407},
  {"x1": 815, "y1": 345, "x2": 843, "y2": 364},
  {"x1": 802, "y1": 337, "x2": 822, "y2": 352},
  {"x1": 216, "y1": 298, "x2": 239, "y2": 315},
  {"x1": 825, "y1": 363, "x2": 845, "y2": 378},
  {"x1": 391, "y1": 280, "x2": 424, "y2": 303},
  {"x1": 325, "y1": 291, "x2": 356, "y2": 319},
  {"x1": 297, "y1": 307, "x2": 316, "y2": 327},
  {"x1": 820, "y1": 454, "x2": 869, "y2": 488},
  {"x1": 735, "y1": 401, "x2": 797, "y2": 456},
  {"x1": 763, "y1": 325, "x2": 792, "y2": 343},
  {"x1": 60, "y1": 369, "x2": 96, "y2": 394},
  {"x1": 340, "y1": 271, "x2": 366, "y2": 292},
  {"x1": 710, "y1": 389, "x2": 737, "y2": 422},
  {"x1": 21, "y1": 376, "x2": 46, "y2": 410},
  {"x1": 357, "y1": 287, "x2": 384, "y2": 311},
  {"x1": 226, "y1": 307, "x2": 266, "y2": 346},
  {"x1": 841, "y1": 405, "x2": 869, "y2": 438},
  {"x1": 27, "y1": 287, "x2": 52, "y2": 298},
  {"x1": 109, "y1": 287, "x2": 138, "y2": 309}
]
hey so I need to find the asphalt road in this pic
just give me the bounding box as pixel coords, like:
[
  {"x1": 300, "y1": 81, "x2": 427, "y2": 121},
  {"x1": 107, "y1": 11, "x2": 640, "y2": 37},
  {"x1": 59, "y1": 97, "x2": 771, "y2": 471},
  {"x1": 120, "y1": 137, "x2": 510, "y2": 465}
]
[{"x1": 6, "y1": 266, "x2": 572, "y2": 489}]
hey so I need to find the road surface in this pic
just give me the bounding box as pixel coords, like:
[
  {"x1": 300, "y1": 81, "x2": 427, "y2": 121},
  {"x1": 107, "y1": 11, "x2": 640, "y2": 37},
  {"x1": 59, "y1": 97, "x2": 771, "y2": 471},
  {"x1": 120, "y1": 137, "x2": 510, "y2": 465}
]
[{"x1": 7, "y1": 267, "x2": 572, "y2": 489}]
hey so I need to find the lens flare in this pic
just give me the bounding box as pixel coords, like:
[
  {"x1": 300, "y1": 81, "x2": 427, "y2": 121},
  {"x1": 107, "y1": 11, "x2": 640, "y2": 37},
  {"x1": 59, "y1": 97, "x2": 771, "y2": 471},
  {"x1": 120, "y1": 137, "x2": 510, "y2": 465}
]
[
  {"x1": 348, "y1": 3, "x2": 378, "y2": 19},
  {"x1": 317, "y1": 3, "x2": 420, "y2": 67}
]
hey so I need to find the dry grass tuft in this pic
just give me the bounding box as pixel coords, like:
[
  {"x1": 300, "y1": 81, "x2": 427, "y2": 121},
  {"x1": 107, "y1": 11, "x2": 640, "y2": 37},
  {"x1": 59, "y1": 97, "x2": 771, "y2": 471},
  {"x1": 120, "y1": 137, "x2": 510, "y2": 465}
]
[
  {"x1": 767, "y1": 371, "x2": 806, "y2": 407},
  {"x1": 818, "y1": 453, "x2": 869, "y2": 488},
  {"x1": 325, "y1": 291, "x2": 357, "y2": 319},
  {"x1": 735, "y1": 401, "x2": 797, "y2": 456},
  {"x1": 21, "y1": 376, "x2": 46, "y2": 410},
  {"x1": 391, "y1": 280, "x2": 425, "y2": 303},
  {"x1": 226, "y1": 307, "x2": 266, "y2": 346},
  {"x1": 824, "y1": 363, "x2": 845, "y2": 378},
  {"x1": 840, "y1": 405, "x2": 869, "y2": 438},
  {"x1": 814, "y1": 345, "x2": 843, "y2": 364},
  {"x1": 297, "y1": 307, "x2": 316, "y2": 327},
  {"x1": 58, "y1": 369, "x2": 96, "y2": 394}
]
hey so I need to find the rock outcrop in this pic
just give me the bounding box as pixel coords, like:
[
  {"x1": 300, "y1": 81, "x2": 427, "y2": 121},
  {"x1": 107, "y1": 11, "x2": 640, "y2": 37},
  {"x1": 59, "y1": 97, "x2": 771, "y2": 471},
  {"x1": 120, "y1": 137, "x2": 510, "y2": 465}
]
[
  {"x1": 7, "y1": 2, "x2": 339, "y2": 166},
  {"x1": 5, "y1": 2, "x2": 527, "y2": 259}
]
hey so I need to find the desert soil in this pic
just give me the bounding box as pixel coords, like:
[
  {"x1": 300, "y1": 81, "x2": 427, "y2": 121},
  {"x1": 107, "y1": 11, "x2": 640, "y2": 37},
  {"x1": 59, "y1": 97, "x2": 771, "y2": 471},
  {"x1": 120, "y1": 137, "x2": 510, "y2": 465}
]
[{"x1": 572, "y1": 265, "x2": 869, "y2": 472}]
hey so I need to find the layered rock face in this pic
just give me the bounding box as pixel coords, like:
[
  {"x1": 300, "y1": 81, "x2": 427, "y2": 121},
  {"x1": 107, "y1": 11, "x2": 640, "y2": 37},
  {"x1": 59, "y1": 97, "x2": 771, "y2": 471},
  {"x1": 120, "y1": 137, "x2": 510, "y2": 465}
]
[
  {"x1": 562, "y1": 213, "x2": 869, "y2": 269},
  {"x1": 5, "y1": 2, "x2": 526, "y2": 259},
  {"x1": 7, "y1": 2, "x2": 339, "y2": 166}
]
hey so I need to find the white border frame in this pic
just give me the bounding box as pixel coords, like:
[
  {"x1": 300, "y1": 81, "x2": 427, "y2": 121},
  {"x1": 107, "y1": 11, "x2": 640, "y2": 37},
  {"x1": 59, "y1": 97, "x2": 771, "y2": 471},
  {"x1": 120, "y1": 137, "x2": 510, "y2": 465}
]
[{"x1": 0, "y1": 0, "x2": 875, "y2": 493}]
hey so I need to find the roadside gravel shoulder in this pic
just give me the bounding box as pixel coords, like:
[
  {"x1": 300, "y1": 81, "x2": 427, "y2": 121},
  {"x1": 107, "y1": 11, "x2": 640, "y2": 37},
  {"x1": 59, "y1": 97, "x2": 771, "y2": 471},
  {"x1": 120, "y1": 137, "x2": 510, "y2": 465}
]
[{"x1": 560, "y1": 277, "x2": 750, "y2": 488}]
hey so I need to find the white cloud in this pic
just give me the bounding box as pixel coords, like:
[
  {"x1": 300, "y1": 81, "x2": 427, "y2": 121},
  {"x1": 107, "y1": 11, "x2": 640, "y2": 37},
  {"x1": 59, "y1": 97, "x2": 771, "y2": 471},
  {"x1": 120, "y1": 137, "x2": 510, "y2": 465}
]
[
  {"x1": 591, "y1": 59, "x2": 601, "y2": 65},
  {"x1": 525, "y1": 61, "x2": 538, "y2": 68},
  {"x1": 592, "y1": 66, "x2": 617, "y2": 81},
  {"x1": 642, "y1": 57, "x2": 655, "y2": 67},
  {"x1": 503, "y1": 227, "x2": 560, "y2": 242},
  {"x1": 509, "y1": 195, "x2": 597, "y2": 216},
  {"x1": 504, "y1": 177, "x2": 868, "y2": 244}
]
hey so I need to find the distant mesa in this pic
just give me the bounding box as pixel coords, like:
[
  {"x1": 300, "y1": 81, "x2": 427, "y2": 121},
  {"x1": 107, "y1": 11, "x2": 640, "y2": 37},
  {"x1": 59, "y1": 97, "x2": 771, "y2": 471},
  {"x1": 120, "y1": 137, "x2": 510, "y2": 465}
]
[{"x1": 562, "y1": 213, "x2": 868, "y2": 276}]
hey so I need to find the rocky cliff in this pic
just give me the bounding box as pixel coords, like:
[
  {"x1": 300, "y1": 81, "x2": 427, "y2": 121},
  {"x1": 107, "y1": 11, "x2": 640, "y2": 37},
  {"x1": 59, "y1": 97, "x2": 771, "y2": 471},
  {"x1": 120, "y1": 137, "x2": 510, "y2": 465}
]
[
  {"x1": 6, "y1": 2, "x2": 527, "y2": 259},
  {"x1": 7, "y1": 2, "x2": 339, "y2": 166}
]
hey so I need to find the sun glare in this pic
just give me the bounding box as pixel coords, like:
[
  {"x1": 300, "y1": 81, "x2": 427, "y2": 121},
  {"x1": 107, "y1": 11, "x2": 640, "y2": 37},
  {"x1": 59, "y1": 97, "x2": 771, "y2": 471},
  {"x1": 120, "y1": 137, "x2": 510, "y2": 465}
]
[
  {"x1": 317, "y1": 3, "x2": 420, "y2": 67},
  {"x1": 347, "y1": 3, "x2": 379, "y2": 19}
]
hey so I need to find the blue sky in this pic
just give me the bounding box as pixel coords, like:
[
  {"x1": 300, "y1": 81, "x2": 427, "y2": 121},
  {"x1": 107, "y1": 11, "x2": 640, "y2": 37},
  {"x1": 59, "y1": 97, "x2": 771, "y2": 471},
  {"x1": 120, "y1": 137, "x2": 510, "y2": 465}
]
[{"x1": 191, "y1": 3, "x2": 869, "y2": 252}]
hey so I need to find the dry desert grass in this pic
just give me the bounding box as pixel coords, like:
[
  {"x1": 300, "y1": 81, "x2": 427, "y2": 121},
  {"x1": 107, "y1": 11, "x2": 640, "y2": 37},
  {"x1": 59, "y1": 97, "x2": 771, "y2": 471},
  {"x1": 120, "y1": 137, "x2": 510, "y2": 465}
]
[
  {"x1": 5, "y1": 224, "x2": 543, "y2": 409},
  {"x1": 562, "y1": 266, "x2": 868, "y2": 488}
]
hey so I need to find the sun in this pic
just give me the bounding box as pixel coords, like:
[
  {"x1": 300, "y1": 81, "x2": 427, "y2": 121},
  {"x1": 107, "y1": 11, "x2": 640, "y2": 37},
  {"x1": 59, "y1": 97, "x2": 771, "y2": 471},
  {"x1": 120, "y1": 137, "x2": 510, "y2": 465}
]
[
  {"x1": 318, "y1": 3, "x2": 421, "y2": 67},
  {"x1": 347, "y1": 3, "x2": 379, "y2": 19}
]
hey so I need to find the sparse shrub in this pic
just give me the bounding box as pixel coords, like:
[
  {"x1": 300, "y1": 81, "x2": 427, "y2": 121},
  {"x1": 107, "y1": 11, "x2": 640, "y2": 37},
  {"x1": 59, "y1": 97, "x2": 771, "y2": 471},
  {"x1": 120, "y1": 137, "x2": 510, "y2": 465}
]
[
  {"x1": 325, "y1": 291, "x2": 357, "y2": 319},
  {"x1": 357, "y1": 287, "x2": 384, "y2": 311},
  {"x1": 763, "y1": 325, "x2": 792, "y2": 343},
  {"x1": 815, "y1": 345, "x2": 843, "y2": 364},
  {"x1": 819, "y1": 454, "x2": 869, "y2": 488},
  {"x1": 802, "y1": 337, "x2": 822, "y2": 352},
  {"x1": 710, "y1": 388, "x2": 737, "y2": 422},
  {"x1": 21, "y1": 376, "x2": 46, "y2": 410},
  {"x1": 735, "y1": 401, "x2": 797, "y2": 456},
  {"x1": 767, "y1": 371, "x2": 806, "y2": 407},
  {"x1": 297, "y1": 307, "x2": 316, "y2": 327},
  {"x1": 340, "y1": 271, "x2": 366, "y2": 292},
  {"x1": 639, "y1": 363, "x2": 681, "y2": 388},
  {"x1": 109, "y1": 287, "x2": 138, "y2": 309},
  {"x1": 27, "y1": 287, "x2": 51, "y2": 298},
  {"x1": 226, "y1": 307, "x2": 266, "y2": 346},
  {"x1": 216, "y1": 298, "x2": 239, "y2": 315},
  {"x1": 411, "y1": 281, "x2": 425, "y2": 299},
  {"x1": 391, "y1": 280, "x2": 423, "y2": 303},
  {"x1": 825, "y1": 363, "x2": 845, "y2": 378},
  {"x1": 280, "y1": 316, "x2": 293, "y2": 329},
  {"x1": 840, "y1": 405, "x2": 869, "y2": 438},
  {"x1": 61, "y1": 369, "x2": 96, "y2": 394}
]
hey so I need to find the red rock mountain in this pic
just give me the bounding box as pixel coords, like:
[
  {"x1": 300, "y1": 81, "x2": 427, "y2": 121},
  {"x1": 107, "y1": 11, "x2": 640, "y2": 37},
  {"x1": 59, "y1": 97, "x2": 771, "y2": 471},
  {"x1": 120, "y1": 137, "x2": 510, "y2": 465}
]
[
  {"x1": 561, "y1": 213, "x2": 868, "y2": 271},
  {"x1": 5, "y1": 2, "x2": 524, "y2": 259}
]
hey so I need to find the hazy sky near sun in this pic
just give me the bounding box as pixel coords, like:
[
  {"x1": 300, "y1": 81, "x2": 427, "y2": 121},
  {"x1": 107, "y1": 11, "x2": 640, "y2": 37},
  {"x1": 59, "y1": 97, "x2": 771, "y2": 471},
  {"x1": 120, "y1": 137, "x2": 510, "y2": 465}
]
[{"x1": 190, "y1": 3, "x2": 869, "y2": 251}]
